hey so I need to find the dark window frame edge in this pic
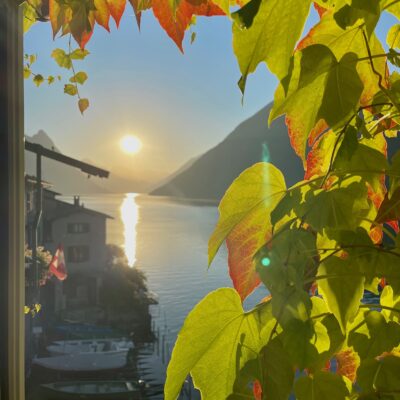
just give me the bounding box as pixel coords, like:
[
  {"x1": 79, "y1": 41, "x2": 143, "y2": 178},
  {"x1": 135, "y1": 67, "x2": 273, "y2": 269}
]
[{"x1": 0, "y1": 2, "x2": 25, "y2": 399}]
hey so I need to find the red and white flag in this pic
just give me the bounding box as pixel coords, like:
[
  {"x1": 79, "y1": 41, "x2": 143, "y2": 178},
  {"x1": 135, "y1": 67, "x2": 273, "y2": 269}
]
[{"x1": 48, "y1": 244, "x2": 67, "y2": 281}]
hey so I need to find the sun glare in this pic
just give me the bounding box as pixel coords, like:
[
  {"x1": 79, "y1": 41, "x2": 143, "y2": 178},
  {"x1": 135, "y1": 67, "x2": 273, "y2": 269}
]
[{"x1": 120, "y1": 135, "x2": 142, "y2": 155}]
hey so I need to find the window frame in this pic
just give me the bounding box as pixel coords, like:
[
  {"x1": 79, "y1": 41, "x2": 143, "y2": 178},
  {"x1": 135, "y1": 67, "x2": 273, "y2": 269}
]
[
  {"x1": 67, "y1": 222, "x2": 90, "y2": 234},
  {"x1": 67, "y1": 245, "x2": 90, "y2": 263},
  {"x1": 0, "y1": 2, "x2": 25, "y2": 399}
]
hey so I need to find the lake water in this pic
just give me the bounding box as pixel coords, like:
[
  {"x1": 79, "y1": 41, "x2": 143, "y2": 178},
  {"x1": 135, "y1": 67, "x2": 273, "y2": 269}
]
[{"x1": 68, "y1": 193, "x2": 269, "y2": 397}]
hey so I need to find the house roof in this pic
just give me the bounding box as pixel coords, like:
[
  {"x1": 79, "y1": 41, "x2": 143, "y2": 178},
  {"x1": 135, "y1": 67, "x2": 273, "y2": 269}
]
[
  {"x1": 44, "y1": 188, "x2": 62, "y2": 196},
  {"x1": 25, "y1": 174, "x2": 52, "y2": 188},
  {"x1": 49, "y1": 198, "x2": 113, "y2": 221}
]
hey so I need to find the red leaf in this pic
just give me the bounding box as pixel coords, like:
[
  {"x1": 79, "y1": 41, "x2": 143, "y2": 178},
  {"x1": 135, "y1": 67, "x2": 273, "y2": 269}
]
[
  {"x1": 387, "y1": 220, "x2": 399, "y2": 233},
  {"x1": 107, "y1": 0, "x2": 127, "y2": 27},
  {"x1": 152, "y1": 0, "x2": 224, "y2": 51},
  {"x1": 304, "y1": 130, "x2": 336, "y2": 180},
  {"x1": 336, "y1": 348, "x2": 360, "y2": 383},
  {"x1": 226, "y1": 212, "x2": 267, "y2": 301},
  {"x1": 253, "y1": 380, "x2": 262, "y2": 400},
  {"x1": 152, "y1": 0, "x2": 190, "y2": 52},
  {"x1": 313, "y1": 2, "x2": 327, "y2": 18}
]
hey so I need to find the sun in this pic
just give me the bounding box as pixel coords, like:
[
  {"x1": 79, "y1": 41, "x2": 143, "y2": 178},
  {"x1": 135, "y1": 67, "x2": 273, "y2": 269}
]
[{"x1": 120, "y1": 135, "x2": 142, "y2": 155}]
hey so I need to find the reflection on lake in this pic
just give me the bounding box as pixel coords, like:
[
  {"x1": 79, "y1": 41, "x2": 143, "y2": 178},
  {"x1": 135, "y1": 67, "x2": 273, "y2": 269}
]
[{"x1": 120, "y1": 193, "x2": 139, "y2": 267}]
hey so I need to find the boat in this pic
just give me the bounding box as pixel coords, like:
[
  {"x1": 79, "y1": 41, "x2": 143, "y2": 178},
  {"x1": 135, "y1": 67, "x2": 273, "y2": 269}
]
[
  {"x1": 47, "y1": 338, "x2": 134, "y2": 356},
  {"x1": 40, "y1": 380, "x2": 144, "y2": 399},
  {"x1": 33, "y1": 350, "x2": 129, "y2": 372}
]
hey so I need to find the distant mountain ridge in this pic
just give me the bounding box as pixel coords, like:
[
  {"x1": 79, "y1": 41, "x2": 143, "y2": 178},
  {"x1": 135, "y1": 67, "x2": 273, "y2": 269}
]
[
  {"x1": 151, "y1": 104, "x2": 304, "y2": 200},
  {"x1": 25, "y1": 130, "x2": 151, "y2": 195}
]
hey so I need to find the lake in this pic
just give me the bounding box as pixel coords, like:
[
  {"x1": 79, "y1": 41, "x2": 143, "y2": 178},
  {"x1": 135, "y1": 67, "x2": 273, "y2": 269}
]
[{"x1": 66, "y1": 193, "x2": 269, "y2": 396}]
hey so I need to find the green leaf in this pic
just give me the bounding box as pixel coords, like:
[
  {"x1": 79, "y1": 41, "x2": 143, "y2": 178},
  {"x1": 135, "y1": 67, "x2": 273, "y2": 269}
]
[
  {"x1": 209, "y1": 162, "x2": 286, "y2": 265},
  {"x1": 282, "y1": 319, "x2": 330, "y2": 370},
  {"x1": 295, "y1": 371, "x2": 352, "y2": 400},
  {"x1": 22, "y1": 0, "x2": 40, "y2": 33},
  {"x1": 24, "y1": 67, "x2": 32, "y2": 79},
  {"x1": 357, "y1": 356, "x2": 400, "y2": 397},
  {"x1": 270, "y1": 45, "x2": 363, "y2": 160},
  {"x1": 256, "y1": 229, "x2": 317, "y2": 324},
  {"x1": 390, "y1": 150, "x2": 400, "y2": 195},
  {"x1": 33, "y1": 74, "x2": 44, "y2": 87},
  {"x1": 47, "y1": 76, "x2": 55, "y2": 85},
  {"x1": 334, "y1": 140, "x2": 388, "y2": 192},
  {"x1": 334, "y1": 0, "x2": 381, "y2": 36},
  {"x1": 70, "y1": 49, "x2": 90, "y2": 60},
  {"x1": 232, "y1": 0, "x2": 311, "y2": 93},
  {"x1": 318, "y1": 256, "x2": 364, "y2": 332},
  {"x1": 387, "y1": 24, "x2": 400, "y2": 49},
  {"x1": 380, "y1": 285, "x2": 400, "y2": 323},
  {"x1": 259, "y1": 338, "x2": 294, "y2": 400},
  {"x1": 348, "y1": 311, "x2": 400, "y2": 360},
  {"x1": 376, "y1": 187, "x2": 400, "y2": 223},
  {"x1": 300, "y1": 180, "x2": 370, "y2": 233},
  {"x1": 164, "y1": 288, "x2": 275, "y2": 400},
  {"x1": 64, "y1": 84, "x2": 78, "y2": 96},
  {"x1": 51, "y1": 48, "x2": 72, "y2": 69},
  {"x1": 70, "y1": 71, "x2": 88, "y2": 85},
  {"x1": 231, "y1": 0, "x2": 261, "y2": 29}
]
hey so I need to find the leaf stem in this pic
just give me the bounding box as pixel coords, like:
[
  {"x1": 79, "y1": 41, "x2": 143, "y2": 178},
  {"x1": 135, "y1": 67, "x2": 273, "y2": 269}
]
[
  {"x1": 360, "y1": 304, "x2": 400, "y2": 314},
  {"x1": 68, "y1": 35, "x2": 81, "y2": 101}
]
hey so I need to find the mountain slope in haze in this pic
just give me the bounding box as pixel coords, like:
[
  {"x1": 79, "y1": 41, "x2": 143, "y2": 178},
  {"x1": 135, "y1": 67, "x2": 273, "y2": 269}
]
[
  {"x1": 25, "y1": 131, "x2": 151, "y2": 195},
  {"x1": 25, "y1": 131, "x2": 108, "y2": 194},
  {"x1": 151, "y1": 104, "x2": 304, "y2": 200}
]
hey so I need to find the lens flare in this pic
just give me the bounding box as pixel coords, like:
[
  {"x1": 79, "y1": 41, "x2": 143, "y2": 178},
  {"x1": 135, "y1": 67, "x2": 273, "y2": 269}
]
[{"x1": 261, "y1": 257, "x2": 271, "y2": 267}]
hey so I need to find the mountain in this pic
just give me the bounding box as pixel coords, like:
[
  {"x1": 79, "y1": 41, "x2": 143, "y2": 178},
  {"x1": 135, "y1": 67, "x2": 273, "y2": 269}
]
[
  {"x1": 150, "y1": 155, "x2": 200, "y2": 192},
  {"x1": 81, "y1": 158, "x2": 152, "y2": 194},
  {"x1": 25, "y1": 130, "x2": 150, "y2": 195},
  {"x1": 151, "y1": 104, "x2": 304, "y2": 200}
]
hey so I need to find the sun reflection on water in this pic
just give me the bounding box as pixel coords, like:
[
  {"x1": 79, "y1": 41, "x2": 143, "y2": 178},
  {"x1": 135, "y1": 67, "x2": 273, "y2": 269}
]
[{"x1": 120, "y1": 193, "x2": 139, "y2": 267}]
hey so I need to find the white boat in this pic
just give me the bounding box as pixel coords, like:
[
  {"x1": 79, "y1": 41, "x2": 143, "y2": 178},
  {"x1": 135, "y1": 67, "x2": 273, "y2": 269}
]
[
  {"x1": 33, "y1": 350, "x2": 128, "y2": 372},
  {"x1": 47, "y1": 338, "x2": 134, "y2": 356}
]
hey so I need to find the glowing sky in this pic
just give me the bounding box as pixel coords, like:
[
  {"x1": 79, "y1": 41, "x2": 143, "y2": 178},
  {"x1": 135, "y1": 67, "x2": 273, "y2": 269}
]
[{"x1": 24, "y1": 8, "x2": 396, "y2": 185}]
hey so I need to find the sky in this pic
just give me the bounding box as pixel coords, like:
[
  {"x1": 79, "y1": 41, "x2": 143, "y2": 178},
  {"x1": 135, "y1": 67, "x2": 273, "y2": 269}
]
[{"x1": 24, "y1": 6, "x2": 397, "y2": 185}]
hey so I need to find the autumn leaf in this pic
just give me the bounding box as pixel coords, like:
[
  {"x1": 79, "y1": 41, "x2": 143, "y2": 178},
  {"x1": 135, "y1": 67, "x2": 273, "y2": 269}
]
[
  {"x1": 107, "y1": 0, "x2": 127, "y2": 27},
  {"x1": 152, "y1": 0, "x2": 224, "y2": 52},
  {"x1": 94, "y1": 0, "x2": 111, "y2": 31},
  {"x1": 209, "y1": 163, "x2": 286, "y2": 301},
  {"x1": 335, "y1": 347, "x2": 360, "y2": 383}
]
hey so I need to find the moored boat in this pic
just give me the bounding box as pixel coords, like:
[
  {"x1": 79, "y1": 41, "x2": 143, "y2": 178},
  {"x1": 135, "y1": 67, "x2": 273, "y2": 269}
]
[
  {"x1": 47, "y1": 338, "x2": 134, "y2": 356},
  {"x1": 40, "y1": 380, "x2": 144, "y2": 399},
  {"x1": 33, "y1": 350, "x2": 128, "y2": 372}
]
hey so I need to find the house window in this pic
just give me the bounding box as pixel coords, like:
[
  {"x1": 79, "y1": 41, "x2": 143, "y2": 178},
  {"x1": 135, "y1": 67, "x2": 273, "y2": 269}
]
[
  {"x1": 67, "y1": 245, "x2": 90, "y2": 263},
  {"x1": 67, "y1": 222, "x2": 90, "y2": 234}
]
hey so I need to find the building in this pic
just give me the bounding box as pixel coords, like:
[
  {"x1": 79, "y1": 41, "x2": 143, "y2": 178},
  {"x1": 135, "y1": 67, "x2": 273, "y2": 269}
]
[
  {"x1": 42, "y1": 190, "x2": 112, "y2": 315},
  {"x1": 25, "y1": 176, "x2": 112, "y2": 317}
]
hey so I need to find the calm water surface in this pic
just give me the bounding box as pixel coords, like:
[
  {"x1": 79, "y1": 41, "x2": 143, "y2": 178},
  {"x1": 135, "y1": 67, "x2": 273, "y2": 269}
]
[{"x1": 67, "y1": 193, "x2": 268, "y2": 394}]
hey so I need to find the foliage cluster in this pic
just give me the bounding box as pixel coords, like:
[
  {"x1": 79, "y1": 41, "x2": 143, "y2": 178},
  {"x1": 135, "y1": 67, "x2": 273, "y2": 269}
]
[
  {"x1": 23, "y1": 0, "x2": 400, "y2": 398},
  {"x1": 100, "y1": 244, "x2": 148, "y2": 311}
]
